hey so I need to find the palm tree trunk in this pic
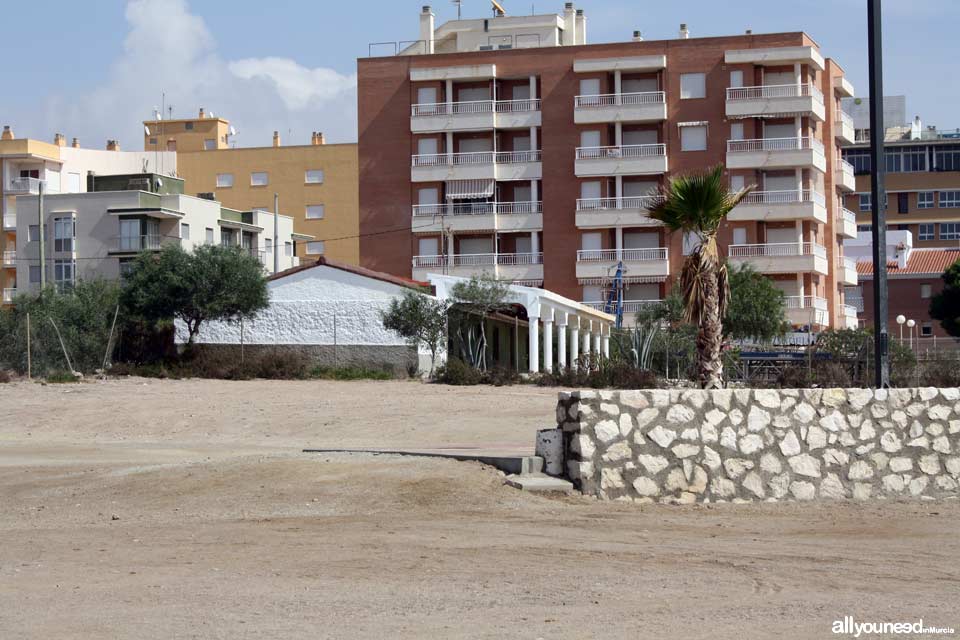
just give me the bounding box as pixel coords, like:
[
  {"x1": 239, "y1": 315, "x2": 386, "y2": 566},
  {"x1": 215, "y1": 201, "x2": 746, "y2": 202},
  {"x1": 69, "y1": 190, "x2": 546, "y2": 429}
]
[{"x1": 698, "y1": 267, "x2": 724, "y2": 389}]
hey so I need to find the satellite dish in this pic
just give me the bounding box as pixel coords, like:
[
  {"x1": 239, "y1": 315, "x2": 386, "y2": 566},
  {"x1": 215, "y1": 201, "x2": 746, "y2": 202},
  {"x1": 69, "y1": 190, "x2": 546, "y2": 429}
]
[
  {"x1": 156, "y1": 178, "x2": 163, "y2": 187},
  {"x1": 144, "y1": 125, "x2": 151, "y2": 136},
  {"x1": 229, "y1": 126, "x2": 237, "y2": 136}
]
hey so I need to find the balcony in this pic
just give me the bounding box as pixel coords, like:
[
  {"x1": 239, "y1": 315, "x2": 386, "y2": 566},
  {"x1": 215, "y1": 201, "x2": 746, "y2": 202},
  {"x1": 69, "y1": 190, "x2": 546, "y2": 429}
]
[
  {"x1": 574, "y1": 144, "x2": 668, "y2": 177},
  {"x1": 6, "y1": 177, "x2": 45, "y2": 195},
  {"x1": 841, "y1": 303, "x2": 859, "y2": 329},
  {"x1": 2, "y1": 288, "x2": 15, "y2": 304},
  {"x1": 411, "y1": 150, "x2": 542, "y2": 182},
  {"x1": 728, "y1": 242, "x2": 828, "y2": 275},
  {"x1": 411, "y1": 252, "x2": 543, "y2": 282},
  {"x1": 574, "y1": 92, "x2": 667, "y2": 124},
  {"x1": 847, "y1": 295, "x2": 865, "y2": 313},
  {"x1": 575, "y1": 196, "x2": 661, "y2": 229},
  {"x1": 2, "y1": 213, "x2": 15, "y2": 230},
  {"x1": 785, "y1": 295, "x2": 830, "y2": 328},
  {"x1": 835, "y1": 158, "x2": 856, "y2": 192},
  {"x1": 575, "y1": 247, "x2": 669, "y2": 280},
  {"x1": 2, "y1": 251, "x2": 15, "y2": 267},
  {"x1": 583, "y1": 299, "x2": 662, "y2": 326},
  {"x1": 108, "y1": 235, "x2": 181, "y2": 254},
  {"x1": 836, "y1": 111, "x2": 855, "y2": 144},
  {"x1": 727, "y1": 190, "x2": 827, "y2": 223},
  {"x1": 410, "y1": 99, "x2": 541, "y2": 133},
  {"x1": 411, "y1": 201, "x2": 542, "y2": 234},
  {"x1": 836, "y1": 207, "x2": 857, "y2": 239},
  {"x1": 837, "y1": 256, "x2": 858, "y2": 286},
  {"x1": 725, "y1": 83, "x2": 825, "y2": 121},
  {"x1": 726, "y1": 137, "x2": 826, "y2": 172}
]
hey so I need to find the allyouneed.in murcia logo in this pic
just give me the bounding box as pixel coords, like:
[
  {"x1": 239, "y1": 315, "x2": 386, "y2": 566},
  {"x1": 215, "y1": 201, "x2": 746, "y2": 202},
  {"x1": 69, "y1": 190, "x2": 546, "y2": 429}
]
[{"x1": 833, "y1": 616, "x2": 956, "y2": 637}]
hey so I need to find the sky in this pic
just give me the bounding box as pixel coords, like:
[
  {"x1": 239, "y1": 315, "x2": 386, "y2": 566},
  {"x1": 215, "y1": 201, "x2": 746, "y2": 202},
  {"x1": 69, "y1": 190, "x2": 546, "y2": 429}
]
[{"x1": 2, "y1": 0, "x2": 958, "y2": 149}]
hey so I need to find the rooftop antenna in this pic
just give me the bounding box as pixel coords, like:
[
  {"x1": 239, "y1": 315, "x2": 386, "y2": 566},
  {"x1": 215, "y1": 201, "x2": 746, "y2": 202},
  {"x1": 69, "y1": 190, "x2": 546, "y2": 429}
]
[{"x1": 452, "y1": 0, "x2": 462, "y2": 19}]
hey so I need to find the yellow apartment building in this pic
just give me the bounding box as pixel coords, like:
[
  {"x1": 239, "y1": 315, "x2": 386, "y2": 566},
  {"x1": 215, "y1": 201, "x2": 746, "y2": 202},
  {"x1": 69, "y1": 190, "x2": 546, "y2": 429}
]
[{"x1": 144, "y1": 110, "x2": 359, "y2": 264}]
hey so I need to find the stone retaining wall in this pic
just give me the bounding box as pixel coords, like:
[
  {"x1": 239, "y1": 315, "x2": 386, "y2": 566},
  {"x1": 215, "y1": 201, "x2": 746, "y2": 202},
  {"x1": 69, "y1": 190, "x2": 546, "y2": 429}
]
[{"x1": 556, "y1": 388, "x2": 960, "y2": 503}]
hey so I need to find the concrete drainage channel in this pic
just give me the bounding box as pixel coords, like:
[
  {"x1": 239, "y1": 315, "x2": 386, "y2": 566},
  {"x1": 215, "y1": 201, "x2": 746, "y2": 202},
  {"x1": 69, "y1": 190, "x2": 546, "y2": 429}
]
[{"x1": 303, "y1": 432, "x2": 573, "y2": 494}]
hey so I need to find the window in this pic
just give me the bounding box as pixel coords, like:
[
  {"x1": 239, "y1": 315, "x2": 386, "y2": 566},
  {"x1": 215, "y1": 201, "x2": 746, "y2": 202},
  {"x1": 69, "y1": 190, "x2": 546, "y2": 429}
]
[
  {"x1": 221, "y1": 229, "x2": 234, "y2": 246},
  {"x1": 250, "y1": 172, "x2": 268, "y2": 186},
  {"x1": 679, "y1": 73, "x2": 706, "y2": 99},
  {"x1": 921, "y1": 284, "x2": 933, "y2": 299},
  {"x1": 940, "y1": 223, "x2": 960, "y2": 240},
  {"x1": 28, "y1": 225, "x2": 40, "y2": 242},
  {"x1": 66, "y1": 172, "x2": 82, "y2": 193},
  {"x1": 921, "y1": 323, "x2": 933, "y2": 337},
  {"x1": 918, "y1": 191, "x2": 935, "y2": 209},
  {"x1": 939, "y1": 190, "x2": 960, "y2": 208},
  {"x1": 149, "y1": 137, "x2": 157, "y2": 145},
  {"x1": 216, "y1": 173, "x2": 234, "y2": 188},
  {"x1": 729, "y1": 70, "x2": 743, "y2": 88},
  {"x1": 204, "y1": 139, "x2": 216, "y2": 150},
  {"x1": 934, "y1": 144, "x2": 960, "y2": 172},
  {"x1": 119, "y1": 260, "x2": 135, "y2": 279},
  {"x1": 180, "y1": 223, "x2": 190, "y2": 240},
  {"x1": 54, "y1": 259, "x2": 75, "y2": 292},
  {"x1": 845, "y1": 149, "x2": 871, "y2": 175},
  {"x1": 898, "y1": 193, "x2": 909, "y2": 214},
  {"x1": 306, "y1": 241, "x2": 325, "y2": 255},
  {"x1": 859, "y1": 194, "x2": 871, "y2": 212},
  {"x1": 884, "y1": 152, "x2": 901, "y2": 173},
  {"x1": 185, "y1": 122, "x2": 194, "y2": 130},
  {"x1": 284, "y1": 241, "x2": 293, "y2": 257},
  {"x1": 53, "y1": 217, "x2": 74, "y2": 252},
  {"x1": 205, "y1": 227, "x2": 214, "y2": 244},
  {"x1": 265, "y1": 238, "x2": 273, "y2": 254},
  {"x1": 306, "y1": 205, "x2": 325, "y2": 220},
  {"x1": 857, "y1": 225, "x2": 872, "y2": 232},
  {"x1": 918, "y1": 223, "x2": 935, "y2": 241},
  {"x1": 29, "y1": 266, "x2": 41, "y2": 284},
  {"x1": 305, "y1": 170, "x2": 324, "y2": 184},
  {"x1": 680, "y1": 125, "x2": 707, "y2": 152},
  {"x1": 891, "y1": 145, "x2": 927, "y2": 173}
]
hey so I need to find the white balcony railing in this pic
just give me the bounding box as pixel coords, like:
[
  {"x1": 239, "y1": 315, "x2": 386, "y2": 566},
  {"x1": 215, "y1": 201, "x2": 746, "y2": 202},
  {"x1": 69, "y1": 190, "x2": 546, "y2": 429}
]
[
  {"x1": 583, "y1": 299, "x2": 663, "y2": 313},
  {"x1": 842, "y1": 304, "x2": 858, "y2": 317},
  {"x1": 838, "y1": 207, "x2": 857, "y2": 225},
  {"x1": 1, "y1": 250, "x2": 15, "y2": 267},
  {"x1": 576, "y1": 196, "x2": 657, "y2": 211},
  {"x1": 739, "y1": 190, "x2": 826, "y2": 206},
  {"x1": 411, "y1": 150, "x2": 541, "y2": 167},
  {"x1": 728, "y1": 242, "x2": 827, "y2": 259},
  {"x1": 412, "y1": 253, "x2": 543, "y2": 268},
  {"x1": 2, "y1": 288, "x2": 15, "y2": 304},
  {"x1": 7, "y1": 177, "x2": 44, "y2": 193},
  {"x1": 726, "y1": 83, "x2": 824, "y2": 103},
  {"x1": 727, "y1": 137, "x2": 825, "y2": 154},
  {"x1": 574, "y1": 91, "x2": 666, "y2": 108},
  {"x1": 410, "y1": 99, "x2": 541, "y2": 117},
  {"x1": 785, "y1": 296, "x2": 829, "y2": 311},
  {"x1": 576, "y1": 248, "x2": 668, "y2": 262},
  {"x1": 496, "y1": 252, "x2": 543, "y2": 266},
  {"x1": 575, "y1": 143, "x2": 666, "y2": 161},
  {"x1": 839, "y1": 158, "x2": 855, "y2": 175},
  {"x1": 2, "y1": 213, "x2": 15, "y2": 229},
  {"x1": 412, "y1": 201, "x2": 542, "y2": 217},
  {"x1": 838, "y1": 111, "x2": 854, "y2": 128},
  {"x1": 111, "y1": 235, "x2": 180, "y2": 252},
  {"x1": 837, "y1": 255, "x2": 857, "y2": 271},
  {"x1": 847, "y1": 296, "x2": 865, "y2": 313}
]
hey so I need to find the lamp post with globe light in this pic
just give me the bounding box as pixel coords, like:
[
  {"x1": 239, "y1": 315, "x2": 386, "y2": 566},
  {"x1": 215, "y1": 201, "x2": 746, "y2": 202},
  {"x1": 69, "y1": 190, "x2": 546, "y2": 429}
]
[
  {"x1": 907, "y1": 319, "x2": 916, "y2": 350},
  {"x1": 896, "y1": 315, "x2": 906, "y2": 342}
]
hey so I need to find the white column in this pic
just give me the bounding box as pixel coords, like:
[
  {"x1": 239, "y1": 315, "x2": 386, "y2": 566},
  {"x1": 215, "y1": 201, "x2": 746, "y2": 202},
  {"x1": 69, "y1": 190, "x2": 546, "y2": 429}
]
[
  {"x1": 543, "y1": 319, "x2": 554, "y2": 373},
  {"x1": 614, "y1": 70, "x2": 623, "y2": 104},
  {"x1": 615, "y1": 122, "x2": 623, "y2": 147},
  {"x1": 795, "y1": 167, "x2": 803, "y2": 194},
  {"x1": 602, "y1": 332, "x2": 610, "y2": 359},
  {"x1": 446, "y1": 131, "x2": 454, "y2": 164},
  {"x1": 794, "y1": 62, "x2": 802, "y2": 86},
  {"x1": 593, "y1": 331, "x2": 602, "y2": 355},
  {"x1": 531, "y1": 231, "x2": 539, "y2": 255},
  {"x1": 795, "y1": 115, "x2": 802, "y2": 141},
  {"x1": 529, "y1": 75, "x2": 537, "y2": 99},
  {"x1": 557, "y1": 317, "x2": 568, "y2": 369},
  {"x1": 570, "y1": 323, "x2": 580, "y2": 370},
  {"x1": 615, "y1": 227, "x2": 624, "y2": 260},
  {"x1": 583, "y1": 321, "x2": 592, "y2": 356},
  {"x1": 528, "y1": 317, "x2": 540, "y2": 374},
  {"x1": 530, "y1": 126, "x2": 538, "y2": 153}
]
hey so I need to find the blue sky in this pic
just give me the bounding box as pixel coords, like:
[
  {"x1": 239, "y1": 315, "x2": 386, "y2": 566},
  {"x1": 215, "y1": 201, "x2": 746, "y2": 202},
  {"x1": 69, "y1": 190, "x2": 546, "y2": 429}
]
[{"x1": 2, "y1": 0, "x2": 957, "y2": 148}]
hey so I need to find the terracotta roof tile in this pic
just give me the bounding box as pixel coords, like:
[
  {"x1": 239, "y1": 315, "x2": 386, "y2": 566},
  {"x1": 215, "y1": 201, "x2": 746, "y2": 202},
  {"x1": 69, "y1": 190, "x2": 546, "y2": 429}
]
[{"x1": 856, "y1": 249, "x2": 960, "y2": 278}]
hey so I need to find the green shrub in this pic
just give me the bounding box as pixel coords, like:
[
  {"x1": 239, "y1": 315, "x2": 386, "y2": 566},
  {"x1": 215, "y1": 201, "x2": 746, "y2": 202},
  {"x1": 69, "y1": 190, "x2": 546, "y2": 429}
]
[
  {"x1": 309, "y1": 366, "x2": 393, "y2": 381},
  {"x1": 433, "y1": 358, "x2": 483, "y2": 385},
  {"x1": 536, "y1": 358, "x2": 658, "y2": 389},
  {"x1": 919, "y1": 358, "x2": 960, "y2": 388},
  {"x1": 482, "y1": 366, "x2": 521, "y2": 387},
  {"x1": 0, "y1": 370, "x2": 13, "y2": 383},
  {"x1": 45, "y1": 370, "x2": 81, "y2": 384}
]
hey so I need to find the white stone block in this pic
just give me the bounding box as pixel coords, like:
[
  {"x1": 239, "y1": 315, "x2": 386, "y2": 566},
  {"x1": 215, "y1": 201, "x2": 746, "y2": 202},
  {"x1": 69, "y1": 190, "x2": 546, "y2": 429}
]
[
  {"x1": 594, "y1": 420, "x2": 620, "y2": 444},
  {"x1": 637, "y1": 454, "x2": 669, "y2": 475},
  {"x1": 790, "y1": 481, "x2": 816, "y2": 500},
  {"x1": 647, "y1": 425, "x2": 677, "y2": 449},
  {"x1": 788, "y1": 453, "x2": 821, "y2": 478},
  {"x1": 847, "y1": 460, "x2": 874, "y2": 481},
  {"x1": 779, "y1": 431, "x2": 802, "y2": 457},
  {"x1": 739, "y1": 434, "x2": 764, "y2": 455}
]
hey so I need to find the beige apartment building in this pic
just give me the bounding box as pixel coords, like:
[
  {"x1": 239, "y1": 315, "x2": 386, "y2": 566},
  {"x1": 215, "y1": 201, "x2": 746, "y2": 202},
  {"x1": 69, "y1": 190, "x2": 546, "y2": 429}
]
[
  {"x1": 358, "y1": 3, "x2": 859, "y2": 331},
  {"x1": 143, "y1": 111, "x2": 359, "y2": 264}
]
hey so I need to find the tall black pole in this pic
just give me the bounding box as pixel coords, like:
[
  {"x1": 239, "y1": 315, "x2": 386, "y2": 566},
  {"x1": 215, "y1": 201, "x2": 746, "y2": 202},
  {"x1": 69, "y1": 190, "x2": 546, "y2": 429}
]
[{"x1": 868, "y1": 0, "x2": 889, "y2": 388}]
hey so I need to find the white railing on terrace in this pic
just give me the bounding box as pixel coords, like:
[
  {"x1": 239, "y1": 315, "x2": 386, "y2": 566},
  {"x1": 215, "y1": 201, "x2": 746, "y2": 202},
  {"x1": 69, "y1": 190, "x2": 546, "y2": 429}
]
[
  {"x1": 728, "y1": 242, "x2": 827, "y2": 259},
  {"x1": 574, "y1": 91, "x2": 666, "y2": 108},
  {"x1": 7, "y1": 176, "x2": 44, "y2": 193},
  {"x1": 837, "y1": 255, "x2": 857, "y2": 270},
  {"x1": 1, "y1": 250, "x2": 15, "y2": 266},
  {"x1": 842, "y1": 304, "x2": 858, "y2": 317},
  {"x1": 2, "y1": 213, "x2": 15, "y2": 229},
  {"x1": 112, "y1": 235, "x2": 180, "y2": 252},
  {"x1": 727, "y1": 137, "x2": 825, "y2": 154},
  {"x1": 839, "y1": 158, "x2": 855, "y2": 175},
  {"x1": 838, "y1": 207, "x2": 857, "y2": 225},
  {"x1": 726, "y1": 83, "x2": 824, "y2": 102},
  {"x1": 838, "y1": 111, "x2": 854, "y2": 128},
  {"x1": 410, "y1": 99, "x2": 541, "y2": 117},
  {"x1": 739, "y1": 190, "x2": 826, "y2": 206},
  {"x1": 412, "y1": 201, "x2": 542, "y2": 217},
  {"x1": 785, "y1": 295, "x2": 829, "y2": 311},
  {"x1": 583, "y1": 299, "x2": 663, "y2": 313},
  {"x1": 576, "y1": 248, "x2": 668, "y2": 262},
  {"x1": 576, "y1": 196, "x2": 657, "y2": 211},
  {"x1": 411, "y1": 253, "x2": 543, "y2": 268},
  {"x1": 2, "y1": 288, "x2": 16, "y2": 303},
  {"x1": 497, "y1": 252, "x2": 543, "y2": 266},
  {"x1": 575, "y1": 143, "x2": 666, "y2": 160},
  {"x1": 411, "y1": 150, "x2": 541, "y2": 167},
  {"x1": 847, "y1": 295, "x2": 865, "y2": 312}
]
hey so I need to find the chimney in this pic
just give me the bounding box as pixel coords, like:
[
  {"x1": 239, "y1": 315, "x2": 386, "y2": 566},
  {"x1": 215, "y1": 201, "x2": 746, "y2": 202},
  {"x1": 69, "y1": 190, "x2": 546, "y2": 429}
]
[
  {"x1": 54, "y1": 133, "x2": 66, "y2": 147},
  {"x1": 679, "y1": 23, "x2": 690, "y2": 39},
  {"x1": 632, "y1": 30, "x2": 643, "y2": 42},
  {"x1": 71, "y1": 137, "x2": 80, "y2": 148},
  {"x1": 575, "y1": 9, "x2": 586, "y2": 45},
  {"x1": 272, "y1": 131, "x2": 281, "y2": 147},
  {"x1": 563, "y1": 3, "x2": 577, "y2": 45},
  {"x1": 896, "y1": 243, "x2": 910, "y2": 269},
  {"x1": 106, "y1": 139, "x2": 120, "y2": 151},
  {"x1": 420, "y1": 6, "x2": 435, "y2": 54},
  {"x1": 199, "y1": 107, "x2": 205, "y2": 119},
  {"x1": 311, "y1": 131, "x2": 325, "y2": 145},
  {"x1": 911, "y1": 115, "x2": 922, "y2": 140},
  {"x1": 1, "y1": 126, "x2": 13, "y2": 141}
]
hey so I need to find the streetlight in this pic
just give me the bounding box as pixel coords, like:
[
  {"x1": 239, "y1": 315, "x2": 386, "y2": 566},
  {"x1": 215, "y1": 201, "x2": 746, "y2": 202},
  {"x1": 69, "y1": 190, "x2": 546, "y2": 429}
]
[
  {"x1": 896, "y1": 315, "x2": 906, "y2": 342},
  {"x1": 907, "y1": 319, "x2": 916, "y2": 350}
]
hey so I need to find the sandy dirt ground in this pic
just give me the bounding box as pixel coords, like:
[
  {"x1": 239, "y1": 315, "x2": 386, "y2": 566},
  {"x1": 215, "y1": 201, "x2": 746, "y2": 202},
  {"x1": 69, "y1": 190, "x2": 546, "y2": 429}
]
[{"x1": 0, "y1": 377, "x2": 958, "y2": 639}]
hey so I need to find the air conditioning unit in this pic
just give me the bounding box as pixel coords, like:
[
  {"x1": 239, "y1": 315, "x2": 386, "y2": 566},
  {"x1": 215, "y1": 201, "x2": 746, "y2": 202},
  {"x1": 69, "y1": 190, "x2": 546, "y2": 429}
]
[
  {"x1": 479, "y1": 45, "x2": 494, "y2": 51},
  {"x1": 498, "y1": 44, "x2": 513, "y2": 49}
]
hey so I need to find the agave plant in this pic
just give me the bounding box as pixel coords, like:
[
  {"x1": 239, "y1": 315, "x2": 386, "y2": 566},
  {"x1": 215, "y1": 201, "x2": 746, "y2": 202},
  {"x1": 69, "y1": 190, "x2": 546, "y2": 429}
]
[{"x1": 648, "y1": 165, "x2": 753, "y2": 389}]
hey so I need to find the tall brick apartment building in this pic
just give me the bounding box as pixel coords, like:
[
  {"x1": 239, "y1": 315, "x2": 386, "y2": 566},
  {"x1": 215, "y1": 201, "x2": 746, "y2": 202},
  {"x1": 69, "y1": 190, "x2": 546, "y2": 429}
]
[{"x1": 358, "y1": 3, "x2": 859, "y2": 330}]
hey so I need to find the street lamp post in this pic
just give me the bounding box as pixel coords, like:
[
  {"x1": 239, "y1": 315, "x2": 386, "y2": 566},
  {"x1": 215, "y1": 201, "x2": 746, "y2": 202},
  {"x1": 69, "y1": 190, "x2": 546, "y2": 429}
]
[
  {"x1": 907, "y1": 319, "x2": 916, "y2": 351},
  {"x1": 896, "y1": 315, "x2": 906, "y2": 342}
]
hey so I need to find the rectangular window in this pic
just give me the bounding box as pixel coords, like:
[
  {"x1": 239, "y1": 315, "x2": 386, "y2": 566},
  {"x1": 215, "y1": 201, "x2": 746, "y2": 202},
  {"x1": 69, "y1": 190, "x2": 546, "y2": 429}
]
[
  {"x1": 216, "y1": 173, "x2": 234, "y2": 188},
  {"x1": 67, "y1": 172, "x2": 82, "y2": 193},
  {"x1": 935, "y1": 144, "x2": 960, "y2": 172},
  {"x1": 918, "y1": 223, "x2": 935, "y2": 241},
  {"x1": 844, "y1": 149, "x2": 871, "y2": 175},
  {"x1": 729, "y1": 70, "x2": 744, "y2": 88},
  {"x1": 859, "y1": 194, "x2": 871, "y2": 212},
  {"x1": 265, "y1": 238, "x2": 272, "y2": 254},
  {"x1": 204, "y1": 139, "x2": 216, "y2": 150},
  {"x1": 221, "y1": 229, "x2": 234, "y2": 246},
  {"x1": 940, "y1": 190, "x2": 960, "y2": 208},
  {"x1": 306, "y1": 205, "x2": 325, "y2": 220},
  {"x1": 54, "y1": 259, "x2": 75, "y2": 292},
  {"x1": 180, "y1": 223, "x2": 190, "y2": 240},
  {"x1": 305, "y1": 170, "x2": 324, "y2": 184},
  {"x1": 306, "y1": 241, "x2": 325, "y2": 255},
  {"x1": 918, "y1": 191, "x2": 935, "y2": 209},
  {"x1": 29, "y1": 265, "x2": 41, "y2": 284},
  {"x1": 900, "y1": 146, "x2": 927, "y2": 172},
  {"x1": 205, "y1": 227, "x2": 214, "y2": 244},
  {"x1": 940, "y1": 222, "x2": 960, "y2": 240},
  {"x1": 185, "y1": 122, "x2": 194, "y2": 130},
  {"x1": 898, "y1": 193, "x2": 909, "y2": 214},
  {"x1": 284, "y1": 241, "x2": 293, "y2": 257},
  {"x1": 679, "y1": 73, "x2": 706, "y2": 99},
  {"x1": 921, "y1": 284, "x2": 933, "y2": 299},
  {"x1": 884, "y1": 152, "x2": 902, "y2": 173},
  {"x1": 250, "y1": 172, "x2": 268, "y2": 186},
  {"x1": 921, "y1": 323, "x2": 933, "y2": 337},
  {"x1": 680, "y1": 125, "x2": 707, "y2": 152},
  {"x1": 28, "y1": 225, "x2": 40, "y2": 242},
  {"x1": 857, "y1": 225, "x2": 872, "y2": 232},
  {"x1": 119, "y1": 260, "x2": 135, "y2": 279},
  {"x1": 149, "y1": 137, "x2": 157, "y2": 145},
  {"x1": 53, "y1": 217, "x2": 74, "y2": 252}
]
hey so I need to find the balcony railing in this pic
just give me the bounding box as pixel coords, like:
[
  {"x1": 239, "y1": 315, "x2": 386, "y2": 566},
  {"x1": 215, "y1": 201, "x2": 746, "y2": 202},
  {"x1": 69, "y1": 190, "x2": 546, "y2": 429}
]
[
  {"x1": 739, "y1": 190, "x2": 826, "y2": 206},
  {"x1": 838, "y1": 111, "x2": 854, "y2": 128},
  {"x1": 576, "y1": 196, "x2": 657, "y2": 211},
  {"x1": 496, "y1": 252, "x2": 543, "y2": 266},
  {"x1": 727, "y1": 137, "x2": 825, "y2": 154},
  {"x1": 410, "y1": 98, "x2": 541, "y2": 117},
  {"x1": 2, "y1": 288, "x2": 15, "y2": 304},
  {"x1": 785, "y1": 295, "x2": 829, "y2": 311},
  {"x1": 583, "y1": 299, "x2": 663, "y2": 313},
  {"x1": 411, "y1": 150, "x2": 541, "y2": 167},
  {"x1": 576, "y1": 248, "x2": 668, "y2": 262},
  {"x1": 412, "y1": 252, "x2": 543, "y2": 268},
  {"x1": 842, "y1": 304, "x2": 858, "y2": 317},
  {"x1": 574, "y1": 91, "x2": 666, "y2": 108},
  {"x1": 2, "y1": 251, "x2": 15, "y2": 267},
  {"x1": 839, "y1": 158, "x2": 855, "y2": 175},
  {"x1": 728, "y1": 242, "x2": 827, "y2": 259},
  {"x1": 7, "y1": 177, "x2": 44, "y2": 193},
  {"x1": 847, "y1": 296, "x2": 865, "y2": 312},
  {"x1": 575, "y1": 144, "x2": 666, "y2": 160},
  {"x1": 2, "y1": 213, "x2": 15, "y2": 229},
  {"x1": 837, "y1": 255, "x2": 857, "y2": 271},
  {"x1": 111, "y1": 235, "x2": 180, "y2": 252},
  {"x1": 412, "y1": 201, "x2": 542, "y2": 217},
  {"x1": 837, "y1": 207, "x2": 856, "y2": 225},
  {"x1": 726, "y1": 83, "x2": 824, "y2": 102}
]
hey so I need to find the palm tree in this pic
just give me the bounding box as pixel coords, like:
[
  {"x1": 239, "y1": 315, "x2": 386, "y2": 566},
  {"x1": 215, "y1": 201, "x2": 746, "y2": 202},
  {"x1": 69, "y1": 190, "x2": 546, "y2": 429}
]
[{"x1": 648, "y1": 165, "x2": 753, "y2": 389}]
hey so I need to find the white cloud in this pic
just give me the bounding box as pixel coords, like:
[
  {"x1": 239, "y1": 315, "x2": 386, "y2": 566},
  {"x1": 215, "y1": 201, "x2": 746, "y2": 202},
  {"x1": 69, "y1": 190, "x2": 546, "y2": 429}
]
[{"x1": 35, "y1": 0, "x2": 357, "y2": 148}]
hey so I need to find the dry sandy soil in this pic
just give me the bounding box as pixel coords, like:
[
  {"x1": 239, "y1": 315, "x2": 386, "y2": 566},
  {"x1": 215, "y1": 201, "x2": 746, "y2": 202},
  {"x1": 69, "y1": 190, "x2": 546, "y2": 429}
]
[{"x1": 0, "y1": 377, "x2": 958, "y2": 639}]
